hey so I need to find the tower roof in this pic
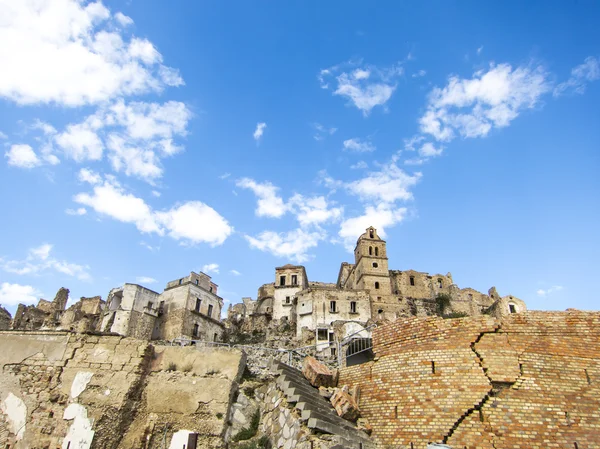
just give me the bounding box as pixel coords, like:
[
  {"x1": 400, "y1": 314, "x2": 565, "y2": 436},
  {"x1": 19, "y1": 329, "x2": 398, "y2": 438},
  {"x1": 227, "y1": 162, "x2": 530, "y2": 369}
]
[{"x1": 356, "y1": 226, "x2": 383, "y2": 244}]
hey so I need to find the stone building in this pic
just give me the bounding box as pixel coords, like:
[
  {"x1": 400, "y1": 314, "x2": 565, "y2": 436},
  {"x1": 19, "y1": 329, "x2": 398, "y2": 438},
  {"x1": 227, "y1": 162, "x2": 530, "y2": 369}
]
[
  {"x1": 234, "y1": 226, "x2": 526, "y2": 347},
  {"x1": 60, "y1": 296, "x2": 105, "y2": 332},
  {"x1": 101, "y1": 271, "x2": 225, "y2": 342},
  {"x1": 11, "y1": 287, "x2": 70, "y2": 330},
  {"x1": 0, "y1": 306, "x2": 11, "y2": 330}
]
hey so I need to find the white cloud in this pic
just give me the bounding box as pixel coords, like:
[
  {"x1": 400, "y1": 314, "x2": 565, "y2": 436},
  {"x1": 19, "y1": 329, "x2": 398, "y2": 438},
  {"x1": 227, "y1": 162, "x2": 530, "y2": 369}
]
[
  {"x1": 5, "y1": 144, "x2": 41, "y2": 168},
  {"x1": 420, "y1": 63, "x2": 551, "y2": 142},
  {"x1": 343, "y1": 138, "x2": 376, "y2": 153},
  {"x1": 66, "y1": 207, "x2": 87, "y2": 216},
  {"x1": 319, "y1": 61, "x2": 403, "y2": 115},
  {"x1": 55, "y1": 99, "x2": 191, "y2": 182},
  {"x1": 230, "y1": 269, "x2": 241, "y2": 276},
  {"x1": 236, "y1": 178, "x2": 287, "y2": 218},
  {"x1": 219, "y1": 173, "x2": 231, "y2": 180},
  {"x1": 346, "y1": 162, "x2": 421, "y2": 204},
  {"x1": 151, "y1": 190, "x2": 161, "y2": 197},
  {"x1": 350, "y1": 161, "x2": 368, "y2": 170},
  {"x1": 288, "y1": 194, "x2": 343, "y2": 228},
  {"x1": 245, "y1": 228, "x2": 323, "y2": 263},
  {"x1": 0, "y1": 131, "x2": 7, "y2": 139},
  {"x1": 536, "y1": 285, "x2": 564, "y2": 297},
  {"x1": 477, "y1": 46, "x2": 484, "y2": 55},
  {"x1": 0, "y1": 282, "x2": 43, "y2": 306},
  {"x1": 75, "y1": 176, "x2": 233, "y2": 246},
  {"x1": 78, "y1": 168, "x2": 102, "y2": 185},
  {"x1": 114, "y1": 12, "x2": 133, "y2": 27},
  {"x1": 55, "y1": 121, "x2": 104, "y2": 162},
  {"x1": 339, "y1": 203, "x2": 408, "y2": 251},
  {"x1": 201, "y1": 263, "x2": 219, "y2": 274},
  {"x1": 74, "y1": 178, "x2": 161, "y2": 233},
  {"x1": 1, "y1": 243, "x2": 91, "y2": 281},
  {"x1": 30, "y1": 243, "x2": 52, "y2": 261},
  {"x1": 136, "y1": 276, "x2": 157, "y2": 284},
  {"x1": 554, "y1": 56, "x2": 600, "y2": 96},
  {"x1": 0, "y1": 0, "x2": 182, "y2": 106},
  {"x1": 253, "y1": 122, "x2": 267, "y2": 142},
  {"x1": 412, "y1": 70, "x2": 427, "y2": 78},
  {"x1": 313, "y1": 123, "x2": 337, "y2": 141}
]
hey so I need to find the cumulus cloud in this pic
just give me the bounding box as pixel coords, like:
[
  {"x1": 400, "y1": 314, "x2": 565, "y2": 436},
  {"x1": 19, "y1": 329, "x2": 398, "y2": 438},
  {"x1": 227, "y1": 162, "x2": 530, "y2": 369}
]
[
  {"x1": 288, "y1": 194, "x2": 343, "y2": 228},
  {"x1": 253, "y1": 122, "x2": 266, "y2": 142},
  {"x1": 420, "y1": 63, "x2": 551, "y2": 142},
  {"x1": 5, "y1": 144, "x2": 41, "y2": 168},
  {"x1": 74, "y1": 176, "x2": 232, "y2": 246},
  {"x1": 0, "y1": 0, "x2": 183, "y2": 106},
  {"x1": 245, "y1": 228, "x2": 324, "y2": 263},
  {"x1": 236, "y1": 178, "x2": 287, "y2": 218},
  {"x1": 343, "y1": 138, "x2": 376, "y2": 153},
  {"x1": 536, "y1": 285, "x2": 564, "y2": 297},
  {"x1": 554, "y1": 56, "x2": 600, "y2": 96},
  {"x1": 339, "y1": 203, "x2": 408, "y2": 251},
  {"x1": 319, "y1": 60, "x2": 404, "y2": 115},
  {"x1": 345, "y1": 162, "x2": 421, "y2": 204},
  {"x1": 1, "y1": 244, "x2": 91, "y2": 281},
  {"x1": 0, "y1": 282, "x2": 43, "y2": 306},
  {"x1": 136, "y1": 276, "x2": 157, "y2": 284},
  {"x1": 201, "y1": 263, "x2": 219, "y2": 274}
]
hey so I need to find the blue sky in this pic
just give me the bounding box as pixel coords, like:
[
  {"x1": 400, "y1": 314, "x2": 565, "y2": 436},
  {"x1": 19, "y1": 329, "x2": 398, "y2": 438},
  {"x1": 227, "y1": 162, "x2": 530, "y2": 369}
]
[{"x1": 0, "y1": 0, "x2": 599, "y2": 316}]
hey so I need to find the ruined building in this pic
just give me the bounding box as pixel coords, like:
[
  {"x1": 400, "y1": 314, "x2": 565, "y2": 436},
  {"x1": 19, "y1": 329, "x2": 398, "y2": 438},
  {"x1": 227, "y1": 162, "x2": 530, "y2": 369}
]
[
  {"x1": 101, "y1": 271, "x2": 225, "y2": 342},
  {"x1": 231, "y1": 226, "x2": 526, "y2": 348},
  {"x1": 10, "y1": 287, "x2": 71, "y2": 330}
]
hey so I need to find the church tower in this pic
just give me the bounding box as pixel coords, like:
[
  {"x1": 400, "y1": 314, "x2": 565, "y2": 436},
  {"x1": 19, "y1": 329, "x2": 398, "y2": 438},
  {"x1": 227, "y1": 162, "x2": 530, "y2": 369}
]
[{"x1": 353, "y1": 227, "x2": 393, "y2": 309}]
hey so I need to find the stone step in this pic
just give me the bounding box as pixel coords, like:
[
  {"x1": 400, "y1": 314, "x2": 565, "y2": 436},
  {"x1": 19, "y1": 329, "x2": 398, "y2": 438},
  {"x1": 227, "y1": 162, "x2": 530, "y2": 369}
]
[
  {"x1": 307, "y1": 418, "x2": 374, "y2": 449},
  {"x1": 278, "y1": 376, "x2": 332, "y2": 404},
  {"x1": 301, "y1": 408, "x2": 369, "y2": 438}
]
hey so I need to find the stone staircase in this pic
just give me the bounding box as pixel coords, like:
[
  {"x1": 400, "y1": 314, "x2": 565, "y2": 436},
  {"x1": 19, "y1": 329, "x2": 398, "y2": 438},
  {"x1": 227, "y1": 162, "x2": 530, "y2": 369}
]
[{"x1": 272, "y1": 360, "x2": 376, "y2": 449}]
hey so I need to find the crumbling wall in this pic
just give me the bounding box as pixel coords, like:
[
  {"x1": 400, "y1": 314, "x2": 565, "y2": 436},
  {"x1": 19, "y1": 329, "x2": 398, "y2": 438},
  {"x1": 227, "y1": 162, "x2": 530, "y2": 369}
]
[
  {"x1": 0, "y1": 307, "x2": 12, "y2": 330},
  {"x1": 339, "y1": 311, "x2": 600, "y2": 449},
  {"x1": 118, "y1": 346, "x2": 245, "y2": 449},
  {"x1": 0, "y1": 332, "x2": 245, "y2": 449}
]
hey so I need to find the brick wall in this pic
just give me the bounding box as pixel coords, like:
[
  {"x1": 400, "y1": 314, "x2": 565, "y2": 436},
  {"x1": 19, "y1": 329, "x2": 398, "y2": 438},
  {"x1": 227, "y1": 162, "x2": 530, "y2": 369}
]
[{"x1": 338, "y1": 311, "x2": 600, "y2": 449}]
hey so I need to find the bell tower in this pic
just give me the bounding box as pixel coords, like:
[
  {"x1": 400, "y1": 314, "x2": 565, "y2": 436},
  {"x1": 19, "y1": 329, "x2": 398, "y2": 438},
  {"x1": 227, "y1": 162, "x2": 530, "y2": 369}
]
[{"x1": 353, "y1": 227, "x2": 392, "y2": 298}]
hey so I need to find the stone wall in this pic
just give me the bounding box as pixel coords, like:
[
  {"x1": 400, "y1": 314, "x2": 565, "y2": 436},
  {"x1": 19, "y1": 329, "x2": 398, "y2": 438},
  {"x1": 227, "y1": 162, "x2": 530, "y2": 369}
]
[
  {"x1": 0, "y1": 331, "x2": 245, "y2": 449},
  {"x1": 338, "y1": 311, "x2": 600, "y2": 449}
]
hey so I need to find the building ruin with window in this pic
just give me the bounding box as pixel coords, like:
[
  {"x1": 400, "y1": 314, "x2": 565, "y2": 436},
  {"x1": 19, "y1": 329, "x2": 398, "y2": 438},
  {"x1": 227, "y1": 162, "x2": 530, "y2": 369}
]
[
  {"x1": 230, "y1": 226, "x2": 526, "y2": 348},
  {"x1": 101, "y1": 271, "x2": 225, "y2": 342}
]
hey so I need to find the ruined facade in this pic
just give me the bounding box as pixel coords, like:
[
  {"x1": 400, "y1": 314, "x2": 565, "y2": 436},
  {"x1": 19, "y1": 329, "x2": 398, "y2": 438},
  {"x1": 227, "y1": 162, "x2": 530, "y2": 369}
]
[
  {"x1": 102, "y1": 271, "x2": 225, "y2": 342},
  {"x1": 11, "y1": 287, "x2": 71, "y2": 331},
  {"x1": 233, "y1": 226, "x2": 526, "y2": 347}
]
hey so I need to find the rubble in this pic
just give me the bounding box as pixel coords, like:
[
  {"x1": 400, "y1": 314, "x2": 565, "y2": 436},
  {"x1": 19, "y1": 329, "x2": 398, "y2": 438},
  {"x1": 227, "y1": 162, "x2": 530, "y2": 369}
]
[{"x1": 302, "y1": 356, "x2": 336, "y2": 388}]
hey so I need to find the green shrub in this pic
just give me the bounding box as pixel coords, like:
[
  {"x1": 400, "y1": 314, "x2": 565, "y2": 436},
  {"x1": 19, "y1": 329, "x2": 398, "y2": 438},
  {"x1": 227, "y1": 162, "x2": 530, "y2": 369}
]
[
  {"x1": 166, "y1": 362, "x2": 177, "y2": 372},
  {"x1": 435, "y1": 293, "x2": 452, "y2": 315},
  {"x1": 237, "y1": 435, "x2": 270, "y2": 449},
  {"x1": 232, "y1": 410, "x2": 260, "y2": 442}
]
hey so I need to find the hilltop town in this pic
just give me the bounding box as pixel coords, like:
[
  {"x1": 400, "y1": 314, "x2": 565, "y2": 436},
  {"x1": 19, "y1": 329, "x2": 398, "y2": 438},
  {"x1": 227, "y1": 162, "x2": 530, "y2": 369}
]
[
  {"x1": 0, "y1": 227, "x2": 597, "y2": 449},
  {"x1": 2, "y1": 226, "x2": 525, "y2": 347}
]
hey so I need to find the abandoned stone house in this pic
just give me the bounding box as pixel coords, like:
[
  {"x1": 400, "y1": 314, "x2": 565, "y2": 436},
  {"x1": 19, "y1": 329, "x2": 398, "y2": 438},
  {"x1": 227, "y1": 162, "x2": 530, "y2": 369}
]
[
  {"x1": 230, "y1": 226, "x2": 526, "y2": 349},
  {"x1": 101, "y1": 271, "x2": 225, "y2": 341}
]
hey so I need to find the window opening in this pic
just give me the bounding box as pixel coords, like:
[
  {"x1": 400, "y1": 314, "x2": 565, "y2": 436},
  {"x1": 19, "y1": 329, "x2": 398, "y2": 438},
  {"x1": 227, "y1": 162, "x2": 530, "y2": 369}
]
[
  {"x1": 280, "y1": 275, "x2": 286, "y2": 286},
  {"x1": 207, "y1": 304, "x2": 213, "y2": 318},
  {"x1": 409, "y1": 276, "x2": 415, "y2": 286},
  {"x1": 375, "y1": 247, "x2": 379, "y2": 256},
  {"x1": 372, "y1": 262, "x2": 378, "y2": 268},
  {"x1": 285, "y1": 296, "x2": 291, "y2": 304},
  {"x1": 509, "y1": 304, "x2": 517, "y2": 314},
  {"x1": 195, "y1": 298, "x2": 201, "y2": 312},
  {"x1": 437, "y1": 278, "x2": 443, "y2": 288},
  {"x1": 179, "y1": 278, "x2": 183, "y2": 285},
  {"x1": 195, "y1": 279, "x2": 198, "y2": 285},
  {"x1": 291, "y1": 274, "x2": 298, "y2": 285},
  {"x1": 350, "y1": 301, "x2": 357, "y2": 313},
  {"x1": 369, "y1": 229, "x2": 374, "y2": 238},
  {"x1": 375, "y1": 282, "x2": 380, "y2": 289},
  {"x1": 317, "y1": 329, "x2": 328, "y2": 340},
  {"x1": 147, "y1": 302, "x2": 153, "y2": 310},
  {"x1": 369, "y1": 246, "x2": 373, "y2": 255},
  {"x1": 378, "y1": 309, "x2": 383, "y2": 315},
  {"x1": 329, "y1": 301, "x2": 337, "y2": 313},
  {"x1": 209, "y1": 286, "x2": 213, "y2": 293},
  {"x1": 193, "y1": 324, "x2": 199, "y2": 337},
  {"x1": 214, "y1": 332, "x2": 218, "y2": 342}
]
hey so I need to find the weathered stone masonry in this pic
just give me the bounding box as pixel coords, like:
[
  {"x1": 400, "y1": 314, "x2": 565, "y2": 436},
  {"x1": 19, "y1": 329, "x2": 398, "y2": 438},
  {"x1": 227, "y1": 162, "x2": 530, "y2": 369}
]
[{"x1": 339, "y1": 311, "x2": 600, "y2": 449}]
